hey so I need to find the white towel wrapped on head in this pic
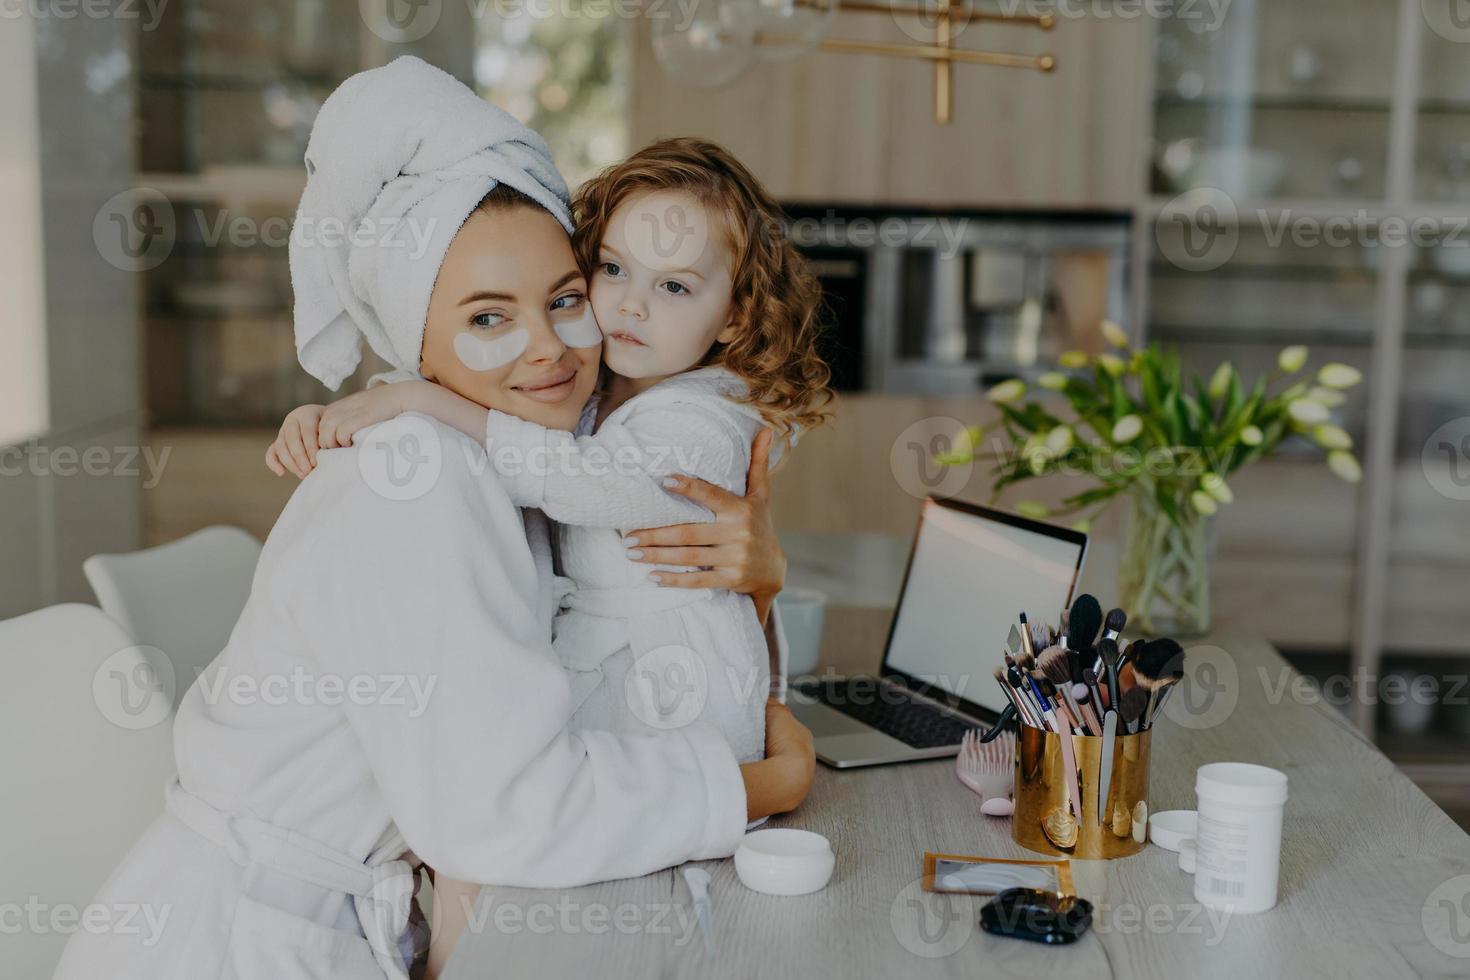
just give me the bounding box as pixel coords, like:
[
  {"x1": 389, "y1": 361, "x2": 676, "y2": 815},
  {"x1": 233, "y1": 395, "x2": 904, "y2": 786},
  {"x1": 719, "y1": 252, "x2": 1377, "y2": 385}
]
[{"x1": 290, "y1": 55, "x2": 573, "y2": 389}]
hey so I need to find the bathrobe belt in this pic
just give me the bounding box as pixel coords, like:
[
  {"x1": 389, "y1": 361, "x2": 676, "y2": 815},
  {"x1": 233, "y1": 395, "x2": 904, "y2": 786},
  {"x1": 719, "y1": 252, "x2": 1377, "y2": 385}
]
[
  {"x1": 550, "y1": 576, "x2": 714, "y2": 670},
  {"x1": 165, "y1": 779, "x2": 416, "y2": 980}
]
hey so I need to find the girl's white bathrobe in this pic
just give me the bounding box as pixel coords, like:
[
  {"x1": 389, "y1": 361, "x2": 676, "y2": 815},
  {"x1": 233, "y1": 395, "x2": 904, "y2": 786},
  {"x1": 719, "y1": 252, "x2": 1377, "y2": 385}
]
[
  {"x1": 52, "y1": 414, "x2": 748, "y2": 980},
  {"x1": 486, "y1": 367, "x2": 783, "y2": 765}
]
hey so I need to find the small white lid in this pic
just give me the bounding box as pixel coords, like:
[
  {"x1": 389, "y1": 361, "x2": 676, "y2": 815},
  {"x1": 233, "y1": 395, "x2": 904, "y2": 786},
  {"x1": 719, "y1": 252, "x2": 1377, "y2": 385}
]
[
  {"x1": 1148, "y1": 810, "x2": 1198, "y2": 852},
  {"x1": 1178, "y1": 838, "x2": 1197, "y2": 874},
  {"x1": 1196, "y1": 762, "x2": 1288, "y2": 807},
  {"x1": 734, "y1": 829, "x2": 835, "y2": 896}
]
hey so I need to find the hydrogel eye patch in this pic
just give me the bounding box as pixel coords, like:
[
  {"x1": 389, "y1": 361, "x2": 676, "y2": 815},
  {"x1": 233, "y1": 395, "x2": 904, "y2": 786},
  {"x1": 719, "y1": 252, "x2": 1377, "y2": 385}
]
[
  {"x1": 555, "y1": 310, "x2": 603, "y2": 348},
  {"x1": 453, "y1": 328, "x2": 529, "y2": 372}
]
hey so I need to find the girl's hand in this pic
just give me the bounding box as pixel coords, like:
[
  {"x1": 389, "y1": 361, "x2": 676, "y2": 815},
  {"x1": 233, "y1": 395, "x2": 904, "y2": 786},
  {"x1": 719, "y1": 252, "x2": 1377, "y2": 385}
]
[
  {"x1": 266, "y1": 404, "x2": 327, "y2": 478},
  {"x1": 739, "y1": 699, "x2": 816, "y2": 819},
  {"x1": 624, "y1": 428, "x2": 787, "y2": 619},
  {"x1": 315, "y1": 382, "x2": 416, "y2": 451}
]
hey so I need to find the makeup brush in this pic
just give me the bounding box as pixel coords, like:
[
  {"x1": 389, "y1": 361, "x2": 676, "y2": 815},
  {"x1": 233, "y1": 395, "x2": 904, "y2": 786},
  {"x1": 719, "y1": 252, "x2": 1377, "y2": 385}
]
[
  {"x1": 1024, "y1": 672, "x2": 1082, "y2": 821},
  {"x1": 1035, "y1": 675, "x2": 1073, "y2": 732},
  {"x1": 1039, "y1": 648, "x2": 1086, "y2": 734},
  {"x1": 1066, "y1": 594, "x2": 1102, "y2": 655},
  {"x1": 1082, "y1": 667, "x2": 1106, "y2": 721},
  {"x1": 1030, "y1": 620, "x2": 1051, "y2": 657},
  {"x1": 1096, "y1": 638, "x2": 1121, "y2": 711},
  {"x1": 1006, "y1": 657, "x2": 1045, "y2": 726},
  {"x1": 1101, "y1": 607, "x2": 1127, "y2": 643},
  {"x1": 1017, "y1": 613, "x2": 1035, "y2": 659},
  {"x1": 1071, "y1": 683, "x2": 1102, "y2": 736},
  {"x1": 1057, "y1": 607, "x2": 1070, "y2": 650},
  {"x1": 1133, "y1": 638, "x2": 1186, "y2": 730},
  {"x1": 1118, "y1": 662, "x2": 1138, "y2": 701},
  {"x1": 1119, "y1": 639, "x2": 1140, "y2": 674},
  {"x1": 1119, "y1": 686, "x2": 1148, "y2": 735},
  {"x1": 1007, "y1": 623, "x2": 1022, "y2": 656},
  {"x1": 982, "y1": 668, "x2": 1022, "y2": 741},
  {"x1": 1095, "y1": 673, "x2": 1119, "y2": 828}
]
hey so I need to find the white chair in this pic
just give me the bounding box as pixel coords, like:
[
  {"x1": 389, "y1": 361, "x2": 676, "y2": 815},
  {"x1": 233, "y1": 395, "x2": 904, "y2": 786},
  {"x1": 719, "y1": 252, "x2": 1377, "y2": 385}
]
[
  {"x1": 0, "y1": 604, "x2": 177, "y2": 977},
  {"x1": 83, "y1": 525, "x2": 262, "y2": 705}
]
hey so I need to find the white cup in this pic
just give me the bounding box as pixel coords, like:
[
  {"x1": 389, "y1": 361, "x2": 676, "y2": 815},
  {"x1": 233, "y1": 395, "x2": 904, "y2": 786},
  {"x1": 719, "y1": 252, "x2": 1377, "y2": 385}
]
[
  {"x1": 775, "y1": 588, "x2": 827, "y2": 678},
  {"x1": 1193, "y1": 762, "x2": 1288, "y2": 914}
]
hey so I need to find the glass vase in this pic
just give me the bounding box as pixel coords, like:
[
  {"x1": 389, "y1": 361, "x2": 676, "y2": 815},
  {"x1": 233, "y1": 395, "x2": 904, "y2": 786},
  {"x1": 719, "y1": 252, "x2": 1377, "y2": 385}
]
[{"x1": 1117, "y1": 489, "x2": 1214, "y2": 638}]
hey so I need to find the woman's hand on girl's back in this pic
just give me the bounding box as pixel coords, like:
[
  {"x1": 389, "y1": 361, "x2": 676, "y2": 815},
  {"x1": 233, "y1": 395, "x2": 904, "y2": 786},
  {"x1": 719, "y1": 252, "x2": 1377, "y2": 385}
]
[{"x1": 624, "y1": 428, "x2": 787, "y2": 618}]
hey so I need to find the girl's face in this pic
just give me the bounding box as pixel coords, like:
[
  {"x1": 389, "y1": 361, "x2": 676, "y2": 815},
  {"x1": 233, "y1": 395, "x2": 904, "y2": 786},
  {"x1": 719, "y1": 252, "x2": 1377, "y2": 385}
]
[
  {"x1": 589, "y1": 188, "x2": 739, "y2": 381},
  {"x1": 419, "y1": 205, "x2": 602, "y2": 431}
]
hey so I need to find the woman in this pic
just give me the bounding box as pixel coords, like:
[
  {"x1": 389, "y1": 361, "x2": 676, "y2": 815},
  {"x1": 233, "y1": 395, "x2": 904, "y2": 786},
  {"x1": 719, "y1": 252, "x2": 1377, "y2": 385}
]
[{"x1": 53, "y1": 57, "x2": 814, "y2": 980}]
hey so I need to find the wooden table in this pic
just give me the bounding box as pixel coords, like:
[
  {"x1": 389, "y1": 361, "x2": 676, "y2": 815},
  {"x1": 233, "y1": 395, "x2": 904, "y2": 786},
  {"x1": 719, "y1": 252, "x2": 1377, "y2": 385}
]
[{"x1": 442, "y1": 626, "x2": 1470, "y2": 978}]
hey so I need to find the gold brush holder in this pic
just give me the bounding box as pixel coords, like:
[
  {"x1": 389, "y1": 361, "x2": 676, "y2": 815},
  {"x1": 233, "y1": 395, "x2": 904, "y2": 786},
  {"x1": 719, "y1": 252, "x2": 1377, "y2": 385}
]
[{"x1": 1013, "y1": 724, "x2": 1151, "y2": 859}]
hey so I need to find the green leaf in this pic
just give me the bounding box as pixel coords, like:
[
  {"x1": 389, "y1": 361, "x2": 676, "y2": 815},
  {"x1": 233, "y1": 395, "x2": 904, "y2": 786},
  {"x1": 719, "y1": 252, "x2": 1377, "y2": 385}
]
[
  {"x1": 1063, "y1": 484, "x2": 1125, "y2": 508},
  {"x1": 1161, "y1": 389, "x2": 1183, "y2": 444},
  {"x1": 1154, "y1": 482, "x2": 1184, "y2": 528},
  {"x1": 997, "y1": 404, "x2": 1039, "y2": 433}
]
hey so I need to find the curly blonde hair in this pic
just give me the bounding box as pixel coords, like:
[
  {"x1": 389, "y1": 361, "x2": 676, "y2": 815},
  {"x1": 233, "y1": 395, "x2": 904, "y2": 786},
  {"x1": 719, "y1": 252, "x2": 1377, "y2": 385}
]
[{"x1": 571, "y1": 137, "x2": 834, "y2": 445}]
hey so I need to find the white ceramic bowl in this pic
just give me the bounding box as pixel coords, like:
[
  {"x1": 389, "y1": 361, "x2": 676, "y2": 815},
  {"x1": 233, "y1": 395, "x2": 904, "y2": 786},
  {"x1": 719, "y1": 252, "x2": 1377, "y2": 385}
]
[{"x1": 733, "y1": 829, "x2": 835, "y2": 896}]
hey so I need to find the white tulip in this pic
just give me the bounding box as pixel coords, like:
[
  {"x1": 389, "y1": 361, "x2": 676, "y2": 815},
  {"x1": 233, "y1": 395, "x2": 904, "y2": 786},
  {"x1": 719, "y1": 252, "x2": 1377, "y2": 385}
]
[
  {"x1": 1312, "y1": 424, "x2": 1353, "y2": 450},
  {"x1": 1112, "y1": 414, "x2": 1143, "y2": 442},
  {"x1": 1045, "y1": 426, "x2": 1075, "y2": 455},
  {"x1": 1101, "y1": 320, "x2": 1130, "y2": 348},
  {"x1": 1328, "y1": 450, "x2": 1362, "y2": 483},
  {"x1": 1288, "y1": 399, "x2": 1330, "y2": 424},
  {"x1": 1240, "y1": 424, "x2": 1264, "y2": 446},
  {"x1": 986, "y1": 379, "x2": 1026, "y2": 404},
  {"x1": 1038, "y1": 372, "x2": 1068, "y2": 390},
  {"x1": 1017, "y1": 500, "x2": 1051, "y2": 520},
  {"x1": 1208, "y1": 361, "x2": 1233, "y2": 400},
  {"x1": 1317, "y1": 362, "x2": 1363, "y2": 388},
  {"x1": 1191, "y1": 490, "x2": 1219, "y2": 516},
  {"x1": 1201, "y1": 472, "x2": 1233, "y2": 503},
  {"x1": 1278, "y1": 345, "x2": 1309, "y2": 373},
  {"x1": 1305, "y1": 386, "x2": 1346, "y2": 408}
]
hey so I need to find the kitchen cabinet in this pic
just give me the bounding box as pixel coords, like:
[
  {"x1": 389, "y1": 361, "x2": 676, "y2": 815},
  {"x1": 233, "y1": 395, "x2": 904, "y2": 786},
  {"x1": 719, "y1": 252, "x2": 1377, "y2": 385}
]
[{"x1": 629, "y1": 9, "x2": 1150, "y2": 208}]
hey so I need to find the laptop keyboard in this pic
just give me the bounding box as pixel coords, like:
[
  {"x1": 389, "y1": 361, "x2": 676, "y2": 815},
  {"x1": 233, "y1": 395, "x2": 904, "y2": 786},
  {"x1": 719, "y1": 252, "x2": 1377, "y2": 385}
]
[{"x1": 806, "y1": 679, "x2": 974, "y2": 749}]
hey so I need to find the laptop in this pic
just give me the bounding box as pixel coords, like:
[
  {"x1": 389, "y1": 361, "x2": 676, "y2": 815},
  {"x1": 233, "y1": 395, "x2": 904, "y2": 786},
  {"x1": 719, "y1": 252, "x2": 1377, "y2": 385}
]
[{"x1": 790, "y1": 497, "x2": 1088, "y2": 769}]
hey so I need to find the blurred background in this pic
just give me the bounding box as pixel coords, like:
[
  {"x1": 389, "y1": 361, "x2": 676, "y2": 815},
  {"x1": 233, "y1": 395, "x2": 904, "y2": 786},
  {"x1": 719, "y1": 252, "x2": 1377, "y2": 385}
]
[{"x1": 2, "y1": 0, "x2": 1468, "y2": 822}]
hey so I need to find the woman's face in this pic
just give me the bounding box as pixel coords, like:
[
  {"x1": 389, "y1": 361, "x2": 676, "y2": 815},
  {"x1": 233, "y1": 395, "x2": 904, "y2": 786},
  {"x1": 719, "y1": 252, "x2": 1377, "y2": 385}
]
[{"x1": 419, "y1": 205, "x2": 602, "y2": 431}]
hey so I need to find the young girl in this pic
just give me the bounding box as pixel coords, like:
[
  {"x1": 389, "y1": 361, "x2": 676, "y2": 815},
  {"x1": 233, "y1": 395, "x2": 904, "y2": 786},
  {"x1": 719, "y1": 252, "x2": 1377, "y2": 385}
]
[{"x1": 269, "y1": 137, "x2": 833, "y2": 971}]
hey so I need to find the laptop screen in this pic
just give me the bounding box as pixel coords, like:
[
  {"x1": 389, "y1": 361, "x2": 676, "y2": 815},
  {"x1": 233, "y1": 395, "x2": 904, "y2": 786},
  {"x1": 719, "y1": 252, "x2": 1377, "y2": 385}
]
[{"x1": 881, "y1": 499, "x2": 1087, "y2": 718}]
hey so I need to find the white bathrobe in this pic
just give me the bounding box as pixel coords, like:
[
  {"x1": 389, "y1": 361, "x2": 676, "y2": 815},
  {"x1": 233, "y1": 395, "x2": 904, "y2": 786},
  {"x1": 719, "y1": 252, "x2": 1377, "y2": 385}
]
[
  {"x1": 52, "y1": 415, "x2": 747, "y2": 980},
  {"x1": 485, "y1": 367, "x2": 783, "y2": 765}
]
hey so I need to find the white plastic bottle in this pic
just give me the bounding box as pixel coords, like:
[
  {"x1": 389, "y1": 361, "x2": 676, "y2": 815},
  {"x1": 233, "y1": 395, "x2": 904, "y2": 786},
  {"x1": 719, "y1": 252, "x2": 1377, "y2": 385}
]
[{"x1": 1193, "y1": 762, "x2": 1289, "y2": 914}]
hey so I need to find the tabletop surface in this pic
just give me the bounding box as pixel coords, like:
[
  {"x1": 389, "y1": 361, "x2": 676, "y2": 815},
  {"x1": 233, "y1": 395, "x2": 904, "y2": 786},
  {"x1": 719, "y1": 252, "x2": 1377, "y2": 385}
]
[{"x1": 442, "y1": 627, "x2": 1470, "y2": 979}]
